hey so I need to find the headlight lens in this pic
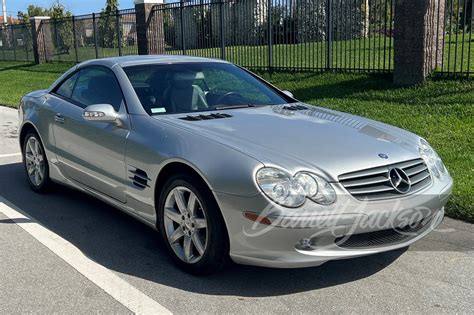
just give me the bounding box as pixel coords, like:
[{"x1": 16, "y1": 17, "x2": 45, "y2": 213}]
[
  {"x1": 256, "y1": 168, "x2": 337, "y2": 207},
  {"x1": 256, "y1": 168, "x2": 306, "y2": 207},
  {"x1": 419, "y1": 139, "x2": 447, "y2": 179},
  {"x1": 295, "y1": 172, "x2": 337, "y2": 205},
  {"x1": 310, "y1": 175, "x2": 338, "y2": 205},
  {"x1": 295, "y1": 173, "x2": 318, "y2": 197}
]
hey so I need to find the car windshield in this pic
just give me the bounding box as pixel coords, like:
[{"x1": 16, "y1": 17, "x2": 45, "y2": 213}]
[{"x1": 123, "y1": 62, "x2": 292, "y2": 115}]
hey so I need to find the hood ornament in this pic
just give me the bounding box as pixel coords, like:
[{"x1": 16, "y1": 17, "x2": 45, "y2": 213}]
[{"x1": 378, "y1": 153, "x2": 389, "y2": 159}]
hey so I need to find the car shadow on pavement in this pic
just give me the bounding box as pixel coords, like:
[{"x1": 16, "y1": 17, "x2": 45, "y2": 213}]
[{"x1": 0, "y1": 162, "x2": 406, "y2": 297}]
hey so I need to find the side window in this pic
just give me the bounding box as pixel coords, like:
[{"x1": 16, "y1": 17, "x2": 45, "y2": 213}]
[
  {"x1": 70, "y1": 67, "x2": 124, "y2": 111},
  {"x1": 55, "y1": 72, "x2": 79, "y2": 99}
]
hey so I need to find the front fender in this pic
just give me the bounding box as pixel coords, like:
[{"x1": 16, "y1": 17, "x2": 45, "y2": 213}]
[
  {"x1": 122, "y1": 114, "x2": 264, "y2": 223},
  {"x1": 126, "y1": 115, "x2": 264, "y2": 198}
]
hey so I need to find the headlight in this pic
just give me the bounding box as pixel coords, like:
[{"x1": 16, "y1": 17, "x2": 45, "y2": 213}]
[
  {"x1": 294, "y1": 173, "x2": 318, "y2": 197},
  {"x1": 256, "y1": 168, "x2": 306, "y2": 207},
  {"x1": 256, "y1": 168, "x2": 336, "y2": 207},
  {"x1": 419, "y1": 139, "x2": 447, "y2": 179},
  {"x1": 295, "y1": 172, "x2": 337, "y2": 205}
]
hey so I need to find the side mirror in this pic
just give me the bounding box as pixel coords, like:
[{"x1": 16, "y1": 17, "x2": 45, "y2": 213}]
[
  {"x1": 83, "y1": 104, "x2": 120, "y2": 125},
  {"x1": 282, "y1": 90, "x2": 294, "y2": 98}
]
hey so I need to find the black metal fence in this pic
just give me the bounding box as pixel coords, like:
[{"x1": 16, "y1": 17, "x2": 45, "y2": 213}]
[
  {"x1": 149, "y1": 0, "x2": 396, "y2": 72},
  {"x1": 435, "y1": 0, "x2": 473, "y2": 76},
  {"x1": 37, "y1": 8, "x2": 137, "y2": 63},
  {"x1": 0, "y1": 0, "x2": 472, "y2": 76},
  {"x1": 0, "y1": 23, "x2": 34, "y2": 62}
]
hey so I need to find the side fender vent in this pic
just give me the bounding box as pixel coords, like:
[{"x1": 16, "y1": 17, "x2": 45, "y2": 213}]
[
  {"x1": 129, "y1": 168, "x2": 150, "y2": 189},
  {"x1": 283, "y1": 104, "x2": 308, "y2": 111},
  {"x1": 179, "y1": 113, "x2": 232, "y2": 121}
]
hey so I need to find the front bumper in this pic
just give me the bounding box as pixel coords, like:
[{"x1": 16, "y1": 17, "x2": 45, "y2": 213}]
[{"x1": 215, "y1": 176, "x2": 452, "y2": 268}]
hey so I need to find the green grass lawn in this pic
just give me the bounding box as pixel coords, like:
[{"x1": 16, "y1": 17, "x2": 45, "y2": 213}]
[
  {"x1": 0, "y1": 61, "x2": 71, "y2": 106},
  {"x1": 0, "y1": 60, "x2": 472, "y2": 222}
]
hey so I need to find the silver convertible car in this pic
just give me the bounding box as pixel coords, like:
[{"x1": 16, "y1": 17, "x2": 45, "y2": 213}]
[{"x1": 19, "y1": 56, "x2": 453, "y2": 275}]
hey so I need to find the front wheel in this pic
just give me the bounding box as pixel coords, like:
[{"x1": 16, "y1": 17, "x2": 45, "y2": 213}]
[{"x1": 158, "y1": 174, "x2": 229, "y2": 275}]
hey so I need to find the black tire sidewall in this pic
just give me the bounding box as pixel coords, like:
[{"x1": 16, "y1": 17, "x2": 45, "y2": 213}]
[{"x1": 157, "y1": 174, "x2": 228, "y2": 275}]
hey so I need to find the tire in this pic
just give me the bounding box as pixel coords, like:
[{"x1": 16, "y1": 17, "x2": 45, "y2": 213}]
[
  {"x1": 22, "y1": 131, "x2": 53, "y2": 193},
  {"x1": 158, "y1": 173, "x2": 229, "y2": 275}
]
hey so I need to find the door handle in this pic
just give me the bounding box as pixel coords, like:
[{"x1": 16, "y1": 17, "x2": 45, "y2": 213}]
[{"x1": 54, "y1": 113, "x2": 65, "y2": 123}]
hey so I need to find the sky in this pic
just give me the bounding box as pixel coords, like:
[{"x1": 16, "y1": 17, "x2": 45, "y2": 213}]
[{"x1": 3, "y1": 0, "x2": 138, "y2": 17}]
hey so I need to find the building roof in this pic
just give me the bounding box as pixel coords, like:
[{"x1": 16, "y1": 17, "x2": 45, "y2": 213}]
[{"x1": 0, "y1": 16, "x2": 19, "y2": 25}]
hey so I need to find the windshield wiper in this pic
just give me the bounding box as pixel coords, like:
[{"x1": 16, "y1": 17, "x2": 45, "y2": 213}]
[{"x1": 215, "y1": 104, "x2": 256, "y2": 110}]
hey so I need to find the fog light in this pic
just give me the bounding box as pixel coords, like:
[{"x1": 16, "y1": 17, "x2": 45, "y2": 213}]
[{"x1": 295, "y1": 238, "x2": 312, "y2": 250}]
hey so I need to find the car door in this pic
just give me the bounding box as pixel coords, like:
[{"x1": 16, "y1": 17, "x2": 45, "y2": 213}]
[{"x1": 50, "y1": 66, "x2": 129, "y2": 203}]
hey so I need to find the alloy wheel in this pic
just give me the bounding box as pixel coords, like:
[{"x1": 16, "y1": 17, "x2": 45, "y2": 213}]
[
  {"x1": 25, "y1": 136, "x2": 45, "y2": 187},
  {"x1": 163, "y1": 186, "x2": 209, "y2": 264}
]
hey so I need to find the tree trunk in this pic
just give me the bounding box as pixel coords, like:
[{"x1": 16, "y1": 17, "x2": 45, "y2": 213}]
[{"x1": 362, "y1": 0, "x2": 370, "y2": 37}]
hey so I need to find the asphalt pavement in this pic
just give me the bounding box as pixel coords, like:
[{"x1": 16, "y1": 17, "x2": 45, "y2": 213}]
[{"x1": 0, "y1": 106, "x2": 473, "y2": 314}]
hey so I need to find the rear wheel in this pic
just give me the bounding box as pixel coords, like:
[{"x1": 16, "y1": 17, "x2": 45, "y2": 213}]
[
  {"x1": 158, "y1": 174, "x2": 228, "y2": 275},
  {"x1": 23, "y1": 132, "x2": 52, "y2": 192}
]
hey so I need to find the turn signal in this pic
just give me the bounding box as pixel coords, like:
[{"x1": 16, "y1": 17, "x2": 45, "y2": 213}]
[{"x1": 243, "y1": 211, "x2": 272, "y2": 225}]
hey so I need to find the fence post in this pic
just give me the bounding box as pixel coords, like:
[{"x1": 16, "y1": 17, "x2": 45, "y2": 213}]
[
  {"x1": 93, "y1": 13, "x2": 99, "y2": 59},
  {"x1": 219, "y1": 0, "x2": 225, "y2": 60},
  {"x1": 116, "y1": 10, "x2": 123, "y2": 56},
  {"x1": 11, "y1": 26, "x2": 16, "y2": 61},
  {"x1": 1, "y1": 26, "x2": 6, "y2": 60},
  {"x1": 72, "y1": 16, "x2": 79, "y2": 62},
  {"x1": 180, "y1": 0, "x2": 186, "y2": 55},
  {"x1": 135, "y1": 0, "x2": 164, "y2": 55},
  {"x1": 267, "y1": 0, "x2": 273, "y2": 72},
  {"x1": 326, "y1": 0, "x2": 332, "y2": 70},
  {"x1": 25, "y1": 28, "x2": 29, "y2": 61},
  {"x1": 394, "y1": 0, "x2": 446, "y2": 85},
  {"x1": 54, "y1": 20, "x2": 61, "y2": 62}
]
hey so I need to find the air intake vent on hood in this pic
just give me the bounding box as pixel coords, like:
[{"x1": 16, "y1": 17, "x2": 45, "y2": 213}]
[
  {"x1": 282, "y1": 105, "x2": 308, "y2": 111},
  {"x1": 179, "y1": 113, "x2": 233, "y2": 121}
]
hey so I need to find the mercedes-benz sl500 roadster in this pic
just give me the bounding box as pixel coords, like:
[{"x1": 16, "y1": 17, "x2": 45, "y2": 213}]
[{"x1": 19, "y1": 56, "x2": 453, "y2": 274}]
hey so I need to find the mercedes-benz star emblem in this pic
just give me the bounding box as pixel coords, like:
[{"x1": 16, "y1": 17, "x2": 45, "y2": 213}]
[{"x1": 389, "y1": 168, "x2": 411, "y2": 194}]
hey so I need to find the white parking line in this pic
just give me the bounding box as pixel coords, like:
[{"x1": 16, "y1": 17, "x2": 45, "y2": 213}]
[
  {"x1": 0, "y1": 196, "x2": 172, "y2": 315},
  {"x1": 0, "y1": 153, "x2": 22, "y2": 158}
]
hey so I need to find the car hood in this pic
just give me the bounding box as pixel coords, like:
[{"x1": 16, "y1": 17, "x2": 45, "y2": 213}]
[{"x1": 156, "y1": 104, "x2": 422, "y2": 181}]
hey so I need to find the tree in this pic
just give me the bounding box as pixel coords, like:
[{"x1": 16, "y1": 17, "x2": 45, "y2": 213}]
[
  {"x1": 294, "y1": 0, "x2": 327, "y2": 43},
  {"x1": 16, "y1": 2, "x2": 73, "y2": 53},
  {"x1": 465, "y1": 0, "x2": 473, "y2": 32},
  {"x1": 49, "y1": 2, "x2": 73, "y2": 54},
  {"x1": 458, "y1": 0, "x2": 472, "y2": 32},
  {"x1": 362, "y1": 0, "x2": 369, "y2": 38},
  {"x1": 104, "y1": 0, "x2": 119, "y2": 13},
  {"x1": 17, "y1": 5, "x2": 51, "y2": 24},
  {"x1": 98, "y1": 0, "x2": 120, "y2": 48}
]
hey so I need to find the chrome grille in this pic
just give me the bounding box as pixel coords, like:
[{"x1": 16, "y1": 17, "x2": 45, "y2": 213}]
[{"x1": 338, "y1": 158, "x2": 432, "y2": 201}]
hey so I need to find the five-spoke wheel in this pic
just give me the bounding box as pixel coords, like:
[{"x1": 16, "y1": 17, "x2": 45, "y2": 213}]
[
  {"x1": 158, "y1": 174, "x2": 229, "y2": 275},
  {"x1": 25, "y1": 136, "x2": 45, "y2": 186},
  {"x1": 23, "y1": 131, "x2": 52, "y2": 192},
  {"x1": 164, "y1": 186, "x2": 208, "y2": 263}
]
